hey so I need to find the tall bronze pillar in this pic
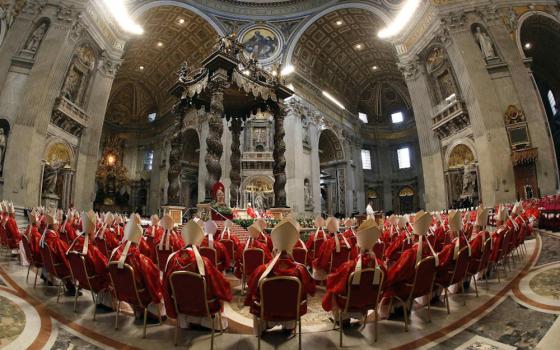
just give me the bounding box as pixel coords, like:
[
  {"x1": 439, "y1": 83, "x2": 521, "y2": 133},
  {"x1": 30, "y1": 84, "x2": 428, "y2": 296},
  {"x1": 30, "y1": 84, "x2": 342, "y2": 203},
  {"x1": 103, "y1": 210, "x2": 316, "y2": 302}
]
[
  {"x1": 205, "y1": 83, "x2": 224, "y2": 201},
  {"x1": 229, "y1": 117, "x2": 243, "y2": 207},
  {"x1": 273, "y1": 102, "x2": 287, "y2": 207}
]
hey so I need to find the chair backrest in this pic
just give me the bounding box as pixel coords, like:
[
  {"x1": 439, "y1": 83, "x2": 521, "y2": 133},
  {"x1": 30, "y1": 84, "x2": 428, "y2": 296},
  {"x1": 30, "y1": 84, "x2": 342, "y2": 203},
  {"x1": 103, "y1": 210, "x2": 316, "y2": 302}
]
[
  {"x1": 373, "y1": 242, "x2": 384, "y2": 259},
  {"x1": 220, "y1": 239, "x2": 235, "y2": 262},
  {"x1": 169, "y1": 271, "x2": 211, "y2": 318},
  {"x1": 67, "y1": 252, "x2": 94, "y2": 291},
  {"x1": 312, "y1": 238, "x2": 325, "y2": 254},
  {"x1": 200, "y1": 246, "x2": 218, "y2": 267},
  {"x1": 292, "y1": 248, "x2": 307, "y2": 266},
  {"x1": 450, "y1": 246, "x2": 470, "y2": 285},
  {"x1": 21, "y1": 234, "x2": 37, "y2": 266},
  {"x1": 156, "y1": 248, "x2": 174, "y2": 271},
  {"x1": 478, "y1": 238, "x2": 493, "y2": 272},
  {"x1": 409, "y1": 256, "x2": 436, "y2": 300},
  {"x1": 342, "y1": 268, "x2": 384, "y2": 313},
  {"x1": 94, "y1": 238, "x2": 109, "y2": 258},
  {"x1": 259, "y1": 276, "x2": 302, "y2": 321},
  {"x1": 329, "y1": 247, "x2": 352, "y2": 273},
  {"x1": 498, "y1": 229, "x2": 512, "y2": 260},
  {"x1": 107, "y1": 261, "x2": 145, "y2": 308},
  {"x1": 39, "y1": 243, "x2": 59, "y2": 277},
  {"x1": 243, "y1": 248, "x2": 265, "y2": 276}
]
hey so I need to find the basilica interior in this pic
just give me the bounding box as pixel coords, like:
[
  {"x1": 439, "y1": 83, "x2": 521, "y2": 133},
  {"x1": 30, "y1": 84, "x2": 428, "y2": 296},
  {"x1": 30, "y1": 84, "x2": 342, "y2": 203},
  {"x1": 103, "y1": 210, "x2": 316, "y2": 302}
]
[{"x1": 0, "y1": 0, "x2": 560, "y2": 349}]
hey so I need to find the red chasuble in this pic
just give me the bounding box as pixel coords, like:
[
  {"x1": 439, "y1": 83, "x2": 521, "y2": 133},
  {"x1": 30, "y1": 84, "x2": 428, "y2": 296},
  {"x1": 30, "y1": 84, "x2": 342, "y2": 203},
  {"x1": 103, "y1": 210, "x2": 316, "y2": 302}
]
[
  {"x1": 110, "y1": 244, "x2": 162, "y2": 305},
  {"x1": 244, "y1": 254, "x2": 315, "y2": 316},
  {"x1": 67, "y1": 236, "x2": 110, "y2": 291},
  {"x1": 162, "y1": 249, "x2": 232, "y2": 319},
  {"x1": 5, "y1": 215, "x2": 22, "y2": 249},
  {"x1": 41, "y1": 229, "x2": 71, "y2": 277},
  {"x1": 312, "y1": 234, "x2": 358, "y2": 273},
  {"x1": 322, "y1": 254, "x2": 386, "y2": 311},
  {"x1": 200, "y1": 237, "x2": 231, "y2": 272}
]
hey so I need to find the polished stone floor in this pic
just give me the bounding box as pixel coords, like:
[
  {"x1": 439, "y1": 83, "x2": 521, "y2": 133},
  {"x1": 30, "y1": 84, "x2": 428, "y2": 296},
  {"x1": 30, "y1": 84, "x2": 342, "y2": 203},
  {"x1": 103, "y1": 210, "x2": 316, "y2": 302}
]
[{"x1": 0, "y1": 231, "x2": 558, "y2": 349}]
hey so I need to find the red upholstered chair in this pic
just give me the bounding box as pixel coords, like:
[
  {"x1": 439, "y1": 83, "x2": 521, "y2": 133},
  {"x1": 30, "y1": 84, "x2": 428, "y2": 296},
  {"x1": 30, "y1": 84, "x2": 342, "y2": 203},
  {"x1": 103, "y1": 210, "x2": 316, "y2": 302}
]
[
  {"x1": 329, "y1": 247, "x2": 352, "y2": 274},
  {"x1": 39, "y1": 243, "x2": 71, "y2": 303},
  {"x1": 219, "y1": 239, "x2": 235, "y2": 268},
  {"x1": 169, "y1": 271, "x2": 223, "y2": 348},
  {"x1": 467, "y1": 238, "x2": 492, "y2": 296},
  {"x1": 292, "y1": 248, "x2": 307, "y2": 266},
  {"x1": 200, "y1": 246, "x2": 218, "y2": 267},
  {"x1": 389, "y1": 256, "x2": 437, "y2": 331},
  {"x1": 21, "y1": 234, "x2": 42, "y2": 288},
  {"x1": 435, "y1": 246, "x2": 470, "y2": 313},
  {"x1": 242, "y1": 248, "x2": 265, "y2": 294},
  {"x1": 93, "y1": 237, "x2": 109, "y2": 258},
  {"x1": 255, "y1": 276, "x2": 304, "y2": 350},
  {"x1": 67, "y1": 252, "x2": 108, "y2": 320},
  {"x1": 493, "y1": 229, "x2": 512, "y2": 283},
  {"x1": 335, "y1": 268, "x2": 385, "y2": 345},
  {"x1": 156, "y1": 248, "x2": 174, "y2": 271},
  {"x1": 108, "y1": 261, "x2": 161, "y2": 338}
]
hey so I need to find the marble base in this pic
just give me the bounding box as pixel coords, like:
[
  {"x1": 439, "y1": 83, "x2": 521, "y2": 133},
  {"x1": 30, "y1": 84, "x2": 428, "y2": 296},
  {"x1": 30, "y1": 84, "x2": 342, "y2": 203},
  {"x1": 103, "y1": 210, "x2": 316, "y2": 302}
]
[
  {"x1": 161, "y1": 205, "x2": 185, "y2": 226},
  {"x1": 41, "y1": 193, "x2": 59, "y2": 211},
  {"x1": 269, "y1": 207, "x2": 292, "y2": 220}
]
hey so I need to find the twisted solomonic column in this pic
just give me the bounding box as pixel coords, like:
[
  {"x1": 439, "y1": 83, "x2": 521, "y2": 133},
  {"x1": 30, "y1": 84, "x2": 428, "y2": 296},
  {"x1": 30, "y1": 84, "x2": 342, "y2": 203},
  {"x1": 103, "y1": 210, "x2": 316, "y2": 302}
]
[
  {"x1": 273, "y1": 102, "x2": 287, "y2": 207},
  {"x1": 205, "y1": 84, "x2": 224, "y2": 201},
  {"x1": 229, "y1": 117, "x2": 243, "y2": 207}
]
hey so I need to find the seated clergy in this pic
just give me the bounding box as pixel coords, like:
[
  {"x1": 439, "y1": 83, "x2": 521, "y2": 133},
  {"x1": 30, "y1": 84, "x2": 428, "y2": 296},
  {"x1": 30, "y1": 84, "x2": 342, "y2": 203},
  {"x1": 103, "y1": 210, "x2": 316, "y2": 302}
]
[
  {"x1": 234, "y1": 223, "x2": 271, "y2": 279},
  {"x1": 163, "y1": 220, "x2": 232, "y2": 330},
  {"x1": 24, "y1": 208, "x2": 43, "y2": 263},
  {"x1": 201, "y1": 220, "x2": 230, "y2": 272},
  {"x1": 215, "y1": 219, "x2": 240, "y2": 262},
  {"x1": 255, "y1": 218, "x2": 273, "y2": 251},
  {"x1": 384, "y1": 216, "x2": 411, "y2": 262},
  {"x1": 305, "y1": 216, "x2": 327, "y2": 265},
  {"x1": 109, "y1": 215, "x2": 164, "y2": 321},
  {"x1": 61, "y1": 209, "x2": 78, "y2": 243},
  {"x1": 342, "y1": 218, "x2": 357, "y2": 248},
  {"x1": 322, "y1": 219, "x2": 387, "y2": 320},
  {"x1": 469, "y1": 207, "x2": 490, "y2": 265},
  {"x1": 113, "y1": 215, "x2": 125, "y2": 241},
  {"x1": 4, "y1": 202, "x2": 22, "y2": 254},
  {"x1": 382, "y1": 215, "x2": 399, "y2": 245},
  {"x1": 313, "y1": 217, "x2": 357, "y2": 281},
  {"x1": 155, "y1": 214, "x2": 184, "y2": 252},
  {"x1": 142, "y1": 214, "x2": 162, "y2": 264},
  {"x1": 94, "y1": 213, "x2": 120, "y2": 255},
  {"x1": 39, "y1": 209, "x2": 76, "y2": 295},
  {"x1": 384, "y1": 210, "x2": 439, "y2": 298},
  {"x1": 436, "y1": 210, "x2": 470, "y2": 283},
  {"x1": 245, "y1": 218, "x2": 315, "y2": 335},
  {"x1": 66, "y1": 210, "x2": 112, "y2": 307}
]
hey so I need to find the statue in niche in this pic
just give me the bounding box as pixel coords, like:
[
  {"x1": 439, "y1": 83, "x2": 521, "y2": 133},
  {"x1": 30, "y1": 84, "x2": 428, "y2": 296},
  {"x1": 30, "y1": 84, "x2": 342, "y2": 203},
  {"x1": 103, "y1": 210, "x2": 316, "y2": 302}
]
[
  {"x1": 304, "y1": 178, "x2": 312, "y2": 208},
  {"x1": 42, "y1": 160, "x2": 67, "y2": 195},
  {"x1": 24, "y1": 22, "x2": 48, "y2": 54},
  {"x1": 61, "y1": 67, "x2": 83, "y2": 103},
  {"x1": 437, "y1": 71, "x2": 456, "y2": 101},
  {"x1": 0, "y1": 127, "x2": 6, "y2": 174},
  {"x1": 473, "y1": 25, "x2": 497, "y2": 61},
  {"x1": 460, "y1": 160, "x2": 478, "y2": 199},
  {"x1": 254, "y1": 192, "x2": 265, "y2": 211}
]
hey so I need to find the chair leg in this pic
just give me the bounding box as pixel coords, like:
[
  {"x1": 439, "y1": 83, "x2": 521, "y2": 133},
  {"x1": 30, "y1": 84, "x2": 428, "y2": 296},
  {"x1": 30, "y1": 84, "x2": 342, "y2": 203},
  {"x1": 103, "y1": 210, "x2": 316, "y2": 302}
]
[
  {"x1": 374, "y1": 309, "x2": 378, "y2": 342},
  {"x1": 92, "y1": 292, "x2": 97, "y2": 321},
  {"x1": 115, "y1": 301, "x2": 120, "y2": 330},
  {"x1": 402, "y1": 299, "x2": 409, "y2": 332},
  {"x1": 174, "y1": 316, "x2": 179, "y2": 346},
  {"x1": 444, "y1": 288, "x2": 450, "y2": 314},
  {"x1": 33, "y1": 267, "x2": 39, "y2": 288},
  {"x1": 218, "y1": 312, "x2": 223, "y2": 335},
  {"x1": 473, "y1": 275, "x2": 479, "y2": 297},
  {"x1": 339, "y1": 311, "x2": 343, "y2": 347},
  {"x1": 460, "y1": 281, "x2": 466, "y2": 306},
  {"x1": 74, "y1": 285, "x2": 79, "y2": 313},
  {"x1": 26, "y1": 264, "x2": 31, "y2": 283},
  {"x1": 257, "y1": 319, "x2": 261, "y2": 350},
  {"x1": 143, "y1": 308, "x2": 148, "y2": 338},
  {"x1": 496, "y1": 264, "x2": 501, "y2": 283},
  {"x1": 298, "y1": 318, "x2": 302, "y2": 350},
  {"x1": 56, "y1": 280, "x2": 63, "y2": 303},
  {"x1": 210, "y1": 316, "x2": 215, "y2": 350}
]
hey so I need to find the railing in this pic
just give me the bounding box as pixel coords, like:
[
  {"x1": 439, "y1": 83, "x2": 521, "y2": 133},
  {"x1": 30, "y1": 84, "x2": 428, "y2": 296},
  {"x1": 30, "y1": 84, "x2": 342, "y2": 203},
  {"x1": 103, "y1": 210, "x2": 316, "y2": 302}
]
[{"x1": 242, "y1": 152, "x2": 273, "y2": 161}]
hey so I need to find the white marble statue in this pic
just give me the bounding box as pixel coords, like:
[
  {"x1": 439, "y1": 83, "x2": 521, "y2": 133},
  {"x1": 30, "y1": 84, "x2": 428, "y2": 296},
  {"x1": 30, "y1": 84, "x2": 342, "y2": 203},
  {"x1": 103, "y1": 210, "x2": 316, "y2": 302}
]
[
  {"x1": 25, "y1": 22, "x2": 48, "y2": 53},
  {"x1": 0, "y1": 128, "x2": 6, "y2": 173},
  {"x1": 474, "y1": 26, "x2": 497, "y2": 61}
]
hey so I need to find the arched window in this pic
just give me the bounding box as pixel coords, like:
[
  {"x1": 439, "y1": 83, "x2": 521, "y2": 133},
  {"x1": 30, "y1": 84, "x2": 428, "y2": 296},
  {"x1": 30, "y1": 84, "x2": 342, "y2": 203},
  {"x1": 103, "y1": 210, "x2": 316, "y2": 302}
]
[{"x1": 547, "y1": 90, "x2": 557, "y2": 115}]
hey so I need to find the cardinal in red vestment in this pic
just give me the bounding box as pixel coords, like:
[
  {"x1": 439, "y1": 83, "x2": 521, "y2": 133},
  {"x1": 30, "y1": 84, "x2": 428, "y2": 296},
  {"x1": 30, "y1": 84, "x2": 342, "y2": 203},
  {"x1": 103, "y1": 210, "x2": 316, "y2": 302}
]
[
  {"x1": 60, "y1": 209, "x2": 77, "y2": 244},
  {"x1": 255, "y1": 218, "x2": 273, "y2": 251},
  {"x1": 201, "y1": 220, "x2": 230, "y2": 272},
  {"x1": 245, "y1": 217, "x2": 315, "y2": 335},
  {"x1": 490, "y1": 205, "x2": 509, "y2": 263},
  {"x1": 323, "y1": 218, "x2": 387, "y2": 322},
  {"x1": 39, "y1": 209, "x2": 77, "y2": 294},
  {"x1": 436, "y1": 210, "x2": 470, "y2": 284},
  {"x1": 312, "y1": 217, "x2": 357, "y2": 281},
  {"x1": 215, "y1": 220, "x2": 240, "y2": 265},
  {"x1": 342, "y1": 218, "x2": 357, "y2": 248},
  {"x1": 109, "y1": 214, "x2": 164, "y2": 320},
  {"x1": 305, "y1": 216, "x2": 327, "y2": 265},
  {"x1": 24, "y1": 208, "x2": 43, "y2": 263},
  {"x1": 233, "y1": 223, "x2": 271, "y2": 278},
  {"x1": 94, "y1": 213, "x2": 120, "y2": 257},
  {"x1": 4, "y1": 202, "x2": 22, "y2": 251},
  {"x1": 384, "y1": 210, "x2": 439, "y2": 300},
  {"x1": 384, "y1": 216, "x2": 412, "y2": 262},
  {"x1": 247, "y1": 203, "x2": 257, "y2": 219},
  {"x1": 66, "y1": 210, "x2": 112, "y2": 306},
  {"x1": 143, "y1": 214, "x2": 163, "y2": 264},
  {"x1": 153, "y1": 214, "x2": 184, "y2": 263},
  {"x1": 163, "y1": 220, "x2": 232, "y2": 330}
]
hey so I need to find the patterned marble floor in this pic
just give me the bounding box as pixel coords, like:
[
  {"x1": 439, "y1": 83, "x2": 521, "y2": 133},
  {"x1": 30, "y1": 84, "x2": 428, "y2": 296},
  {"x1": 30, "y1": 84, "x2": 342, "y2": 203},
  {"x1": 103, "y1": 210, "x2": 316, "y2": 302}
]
[{"x1": 0, "y1": 231, "x2": 559, "y2": 349}]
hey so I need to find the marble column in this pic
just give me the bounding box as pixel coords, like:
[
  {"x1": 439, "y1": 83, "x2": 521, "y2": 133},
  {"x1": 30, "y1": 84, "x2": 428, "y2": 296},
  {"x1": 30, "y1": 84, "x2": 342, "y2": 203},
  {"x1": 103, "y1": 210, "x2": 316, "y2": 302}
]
[
  {"x1": 272, "y1": 101, "x2": 287, "y2": 208},
  {"x1": 229, "y1": 118, "x2": 242, "y2": 208},
  {"x1": 284, "y1": 110, "x2": 304, "y2": 212},
  {"x1": 205, "y1": 84, "x2": 224, "y2": 201}
]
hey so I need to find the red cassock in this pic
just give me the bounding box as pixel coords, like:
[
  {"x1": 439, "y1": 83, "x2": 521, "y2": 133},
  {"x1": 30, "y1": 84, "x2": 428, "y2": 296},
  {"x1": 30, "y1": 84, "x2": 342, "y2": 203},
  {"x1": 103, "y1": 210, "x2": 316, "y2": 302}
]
[
  {"x1": 432, "y1": 225, "x2": 447, "y2": 252},
  {"x1": 247, "y1": 207, "x2": 257, "y2": 218},
  {"x1": 322, "y1": 254, "x2": 386, "y2": 311},
  {"x1": 94, "y1": 228, "x2": 120, "y2": 256},
  {"x1": 384, "y1": 231, "x2": 411, "y2": 262},
  {"x1": 233, "y1": 238, "x2": 272, "y2": 279},
  {"x1": 67, "y1": 236, "x2": 110, "y2": 291},
  {"x1": 342, "y1": 229, "x2": 357, "y2": 247},
  {"x1": 5, "y1": 215, "x2": 22, "y2": 249},
  {"x1": 384, "y1": 241, "x2": 434, "y2": 298},
  {"x1": 0, "y1": 216, "x2": 7, "y2": 246},
  {"x1": 62, "y1": 221, "x2": 78, "y2": 243},
  {"x1": 143, "y1": 225, "x2": 164, "y2": 263},
  {"x1": 153, "y1": 230, "x2": 184, "y2": 252},
  {"x1": 113, "y1": 224, "x2": 124, "y2": 241},
  {"x1": 200, "y1": 237, "x2": 231, "y2": 272},
  {"x1": 41, "y1": 230, "x2": 71, "y2": 277},
  {"x1": 215, "y1": 229, "x2": 240, "y2": 262},
  {"x1": 256, "y1": 232, "x2": 273, "y2": 251},
  {"x1": 305, "y1": 229, "x2": 327, "y2": 265},
  {"x1": 110, "y1": 245, "x2": 162, "y2": 305},
  {"x1": 162, "y1": 249, "x2": 232, "y2": 319},
  {"x1": 244, "y1": 254, "x2": 315, "y2": 316},
  {"x1": 312, "y1": 234, "x2": 358, "y2": 273},
  {"x1": 26, "y1": 224, "x2": 43, "y2": 263}
]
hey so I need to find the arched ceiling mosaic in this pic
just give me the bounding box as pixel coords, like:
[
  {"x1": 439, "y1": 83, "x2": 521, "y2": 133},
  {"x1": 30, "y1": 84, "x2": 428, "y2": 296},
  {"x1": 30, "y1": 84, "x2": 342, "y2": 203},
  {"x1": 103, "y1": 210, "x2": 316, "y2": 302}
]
[
  {"x1": 105, "y1": 6, "x2": 218, "y2": 125},
  {"x1": 291, "y1": 8, "x2": 401, "y2": 112}
]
